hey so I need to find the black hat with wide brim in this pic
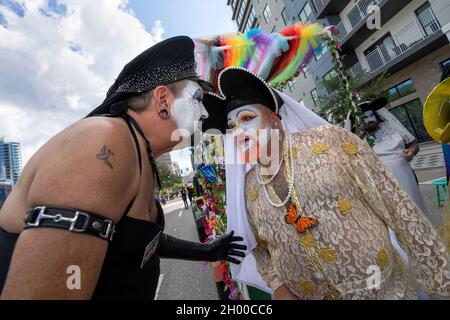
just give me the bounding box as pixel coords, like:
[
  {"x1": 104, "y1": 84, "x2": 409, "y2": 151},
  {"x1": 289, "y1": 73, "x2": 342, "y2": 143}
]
[
  {"x1": 202, "y1": 67, "x2": 282, "y2": 133},
  {"x1": 87, "y1": 36, "x2": 211, "y2": 117},
  {"x1": 358, "y1": 97, "x2": 388, "y2": 113}
]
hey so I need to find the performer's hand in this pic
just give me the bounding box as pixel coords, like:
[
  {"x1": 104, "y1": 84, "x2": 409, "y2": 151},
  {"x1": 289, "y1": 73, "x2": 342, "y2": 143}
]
[
  {"x1": 404, "y1": 148, "x2": 415, "y2": 161},
  {"x1": 206, "y1": 231, "x2": 247, "y2": 264}
]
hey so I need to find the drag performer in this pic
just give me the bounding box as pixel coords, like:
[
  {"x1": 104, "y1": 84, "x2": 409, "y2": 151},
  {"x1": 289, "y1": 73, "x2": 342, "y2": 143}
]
[
  {"x1": 344, "y1": 99, "x2": 430, "y2": 220},
  {"x1": 0, "y1": 36, "x2": 246, "y2": 300},
  {"x1": 203, "y1": 66, "x2": 449, "y2": 300}
]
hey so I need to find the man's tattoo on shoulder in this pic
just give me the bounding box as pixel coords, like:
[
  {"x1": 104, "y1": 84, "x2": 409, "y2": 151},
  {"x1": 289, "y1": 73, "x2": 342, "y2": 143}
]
[{"x1": 96, "y1": 145, "x2": 114, "y2": 169}]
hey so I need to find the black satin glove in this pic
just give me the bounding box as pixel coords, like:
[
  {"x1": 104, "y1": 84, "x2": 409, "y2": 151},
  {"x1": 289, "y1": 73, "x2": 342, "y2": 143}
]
[{"x1": 157, "y1": 231, "x2": 247, "y2": 264}]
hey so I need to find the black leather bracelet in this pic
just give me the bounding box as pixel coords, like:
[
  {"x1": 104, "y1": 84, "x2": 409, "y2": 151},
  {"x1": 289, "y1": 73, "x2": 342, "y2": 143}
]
[{"x1": 24, "y1": 206, "x2": 116, "y2": 241}]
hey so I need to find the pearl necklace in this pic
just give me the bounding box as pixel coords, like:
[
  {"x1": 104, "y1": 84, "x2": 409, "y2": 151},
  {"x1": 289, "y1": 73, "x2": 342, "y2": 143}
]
[
  {"x1": 256, "y1": 154, "x2": 284, "y2": 185},
  {"x1": 259, "y1": 134, "x2": 295, "y2": 208}
]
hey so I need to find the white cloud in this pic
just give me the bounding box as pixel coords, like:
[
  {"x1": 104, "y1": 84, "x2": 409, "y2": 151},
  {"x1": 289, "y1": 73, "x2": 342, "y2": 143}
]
[{"x1": 0, "y1": 0, "x2": 165, "y2": 165}]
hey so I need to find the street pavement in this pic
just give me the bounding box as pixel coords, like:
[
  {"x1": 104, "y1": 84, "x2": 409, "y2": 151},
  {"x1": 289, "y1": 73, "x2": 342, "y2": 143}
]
[
  {"x1": 156, "y1": 199, "x2": 219, "y2": 300},
  {"x1": 412, "y1": 142, "x2": 446, "y2": 229}
]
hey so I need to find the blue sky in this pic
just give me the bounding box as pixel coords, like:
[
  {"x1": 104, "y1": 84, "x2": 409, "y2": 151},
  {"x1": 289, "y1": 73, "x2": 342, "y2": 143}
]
[{"x1": 128, "y1": 0, "x2": 237, "y2": 38}]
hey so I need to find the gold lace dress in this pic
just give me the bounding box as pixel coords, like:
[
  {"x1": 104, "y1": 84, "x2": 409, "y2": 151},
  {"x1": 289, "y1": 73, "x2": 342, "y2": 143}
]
[{"x1": 245, "y1": 124, "x2": 449, "y2": 300}]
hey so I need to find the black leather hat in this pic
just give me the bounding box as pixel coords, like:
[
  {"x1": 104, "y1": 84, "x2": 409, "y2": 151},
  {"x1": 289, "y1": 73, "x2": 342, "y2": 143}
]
[{"x1": 87, "y1": 36, "x2": 211, "y2": 117}]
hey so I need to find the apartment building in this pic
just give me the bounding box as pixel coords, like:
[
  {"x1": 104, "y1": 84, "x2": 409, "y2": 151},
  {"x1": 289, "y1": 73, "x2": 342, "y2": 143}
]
[{"x1": 312, "y1": 0, "x2": 450, "y2": 142}]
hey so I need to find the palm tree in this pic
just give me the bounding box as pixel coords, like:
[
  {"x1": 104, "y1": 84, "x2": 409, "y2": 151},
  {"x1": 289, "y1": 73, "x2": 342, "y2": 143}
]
[{"x1": 317, "y1": 70, "x2": 390, "y2": 126}]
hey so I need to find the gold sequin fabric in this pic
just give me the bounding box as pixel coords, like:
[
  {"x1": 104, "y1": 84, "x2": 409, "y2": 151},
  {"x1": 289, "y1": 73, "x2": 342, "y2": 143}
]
[{"x1": 245, "y1": 124, "x2": 449, "y2": 300}]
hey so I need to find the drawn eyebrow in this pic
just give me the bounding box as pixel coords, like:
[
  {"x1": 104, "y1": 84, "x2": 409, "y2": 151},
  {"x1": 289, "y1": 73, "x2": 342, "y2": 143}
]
[{"x1": 236, "y1": 109, "x2": 256, "y2": 118}]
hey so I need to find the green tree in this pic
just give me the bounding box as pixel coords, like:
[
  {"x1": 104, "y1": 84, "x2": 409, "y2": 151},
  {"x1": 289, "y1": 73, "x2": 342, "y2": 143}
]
[{"x1": 156, "y1": 161, "x2": 183, "y2": 193}]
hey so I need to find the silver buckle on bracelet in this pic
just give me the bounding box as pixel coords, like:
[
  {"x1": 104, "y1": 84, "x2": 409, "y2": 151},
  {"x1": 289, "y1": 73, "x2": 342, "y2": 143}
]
[{"x1": 26, "y1": 206, "x2": 90, "y2": 233}]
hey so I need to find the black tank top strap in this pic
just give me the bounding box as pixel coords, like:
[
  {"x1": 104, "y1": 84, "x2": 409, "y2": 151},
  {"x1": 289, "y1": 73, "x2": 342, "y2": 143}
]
[
  {"x1": 90, "y1": 112, "x2": 161, "y2": 220},
  {"x1": 118, "y1": 114, "x2": 143, "y2": 219},
  {"x1": 120, "y1": 114, "x2": 143, "y2": 173},
  {"x1": 123, "y1": 114, "x2": 162, "y2": 189},
  {"x1": 91, "y1": 113, "x2": 142, "y2": 219}
]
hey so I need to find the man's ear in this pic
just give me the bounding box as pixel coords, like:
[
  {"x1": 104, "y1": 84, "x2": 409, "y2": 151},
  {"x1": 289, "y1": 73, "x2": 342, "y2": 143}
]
[{"x1": 153, "y1": 86, "x2": 170, "y2": 115}]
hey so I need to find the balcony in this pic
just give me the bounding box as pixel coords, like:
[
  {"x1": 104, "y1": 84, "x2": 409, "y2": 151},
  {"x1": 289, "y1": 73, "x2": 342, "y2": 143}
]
[
  {"x1": 312, "y1": 0, "x2": 351, "y2": 19},
  {"x1": 349, "y1": 8, "x2": 447, "y2": 86},
  {"x1": 338, "y1": 0, "x2": 412, "y2": 53},
  {"x1": 336, "y1": 21, "x2": 348, "y2": 39}
]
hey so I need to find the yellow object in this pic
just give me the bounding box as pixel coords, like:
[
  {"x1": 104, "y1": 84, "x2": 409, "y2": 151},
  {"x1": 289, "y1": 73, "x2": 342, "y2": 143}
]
[
  {"x1": 318, "y1": 247, "x2": 337, "y2": 264},
  {"x1": 376, "y1": 249, "x2": 389, "y2": 271},
  {"x1": 299, "y1": 279, "x2": 316, "y2": 296},
  {"x1": 337, "y1": 196, "x2": 353, "y2": 214},
  {"x1": 311, "y1": 142, "x2": 329, "y2": 155},
  {"x1": 298, "y1": 232, "x2": 317, "y2": 248},
  {"x1": 249, "y1": 188, "x2": 258, "y2": 201},
  {"x1": 341, "y1": 141, "x2": 359, "y2": 155},
  {"x1": 423, "y1": 78, "x2": 450, "y2": 143}
]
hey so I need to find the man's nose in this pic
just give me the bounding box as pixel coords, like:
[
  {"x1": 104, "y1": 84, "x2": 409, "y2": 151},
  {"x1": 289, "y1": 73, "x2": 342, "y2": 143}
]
[{"x1": 200, "y1": 104, "x2": 209, "y2": 120}]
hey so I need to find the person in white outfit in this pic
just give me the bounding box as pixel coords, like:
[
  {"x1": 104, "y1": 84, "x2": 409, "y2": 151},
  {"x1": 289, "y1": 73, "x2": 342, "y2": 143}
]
[{"x1": 345, "y1": 98, "x2": 430, "y2": 220}]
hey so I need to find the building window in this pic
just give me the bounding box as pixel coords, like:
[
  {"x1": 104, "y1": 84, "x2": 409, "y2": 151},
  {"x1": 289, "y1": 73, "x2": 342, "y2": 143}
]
[
  {"x1": 241, "y1": 0, "x2": 248, "y2": 11},
  {"x1": 231, "y1": 0, "x2": 238, "y2": 9},
  {"x1": 298, "y1": 3, "x2": 312, "y2": 22},
  {"x1": 244, "y1": 21, "x2": 250, "y2": 32},
  {"x1": 263, "y1": 4, "x2": 271, "y2": 23},
  {"x1": 323, "y1": 69, "x2": 338, "y2": 93},
  {"x1": 302, "y1": 65, "x2": 310, "y2": 78},
  {"x1": 323, "y1": 69, "x2": 338, "y2": 82},
  {"x1": 440, "y1": 58, "x2": 450, "y2": 71},
  {"x1": 386, "y1": 79, "x2": 416, "y2": 101},
  {"x1": 236, "y1": 0, "x2": 248, "y2": 28},
  {"x1": 248, "y1": 8, "x2": 256, "y2": 28},
  {"x1": 415, "y1": 2, "x2": 440, "y2": 37},
  {"x1": 281, "y1": 8, "x2": 288, "y2": 26},
  {"x1": 314, "y1": 45, "x2": 328, "y2": 61},
  {"x1": 287, "y1": 80, "x2": 295, "y2": 92},
  {"x1": 390, "y1": 99, "x2": 431, "y2": 142},
  {"x1": 311, "y1": 88, "x2": 319, "y2": 108}
]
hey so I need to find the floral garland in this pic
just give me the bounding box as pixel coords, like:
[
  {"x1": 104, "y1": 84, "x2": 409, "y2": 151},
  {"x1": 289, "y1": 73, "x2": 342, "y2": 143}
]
[
  {"x1": 198, "y1": 163, "x2": 244, "y2": 300},
  {"x1": 324, "y1": 26, "x2": 375, "y2": 147}
]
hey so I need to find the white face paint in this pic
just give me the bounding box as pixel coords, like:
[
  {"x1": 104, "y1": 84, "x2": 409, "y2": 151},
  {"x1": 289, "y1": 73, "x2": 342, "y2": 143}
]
[
  {"x1": 172, "y1": 81, "x2": 208, "y2": 135},
  {"x1": 227, "y1": 104, "x2": 274, "y2": 164}
]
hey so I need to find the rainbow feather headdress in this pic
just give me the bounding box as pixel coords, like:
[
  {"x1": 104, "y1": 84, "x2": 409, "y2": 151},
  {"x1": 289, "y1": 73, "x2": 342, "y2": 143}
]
[{"x1": 194, "y1": 22, "x2": 328, "y2": 90}]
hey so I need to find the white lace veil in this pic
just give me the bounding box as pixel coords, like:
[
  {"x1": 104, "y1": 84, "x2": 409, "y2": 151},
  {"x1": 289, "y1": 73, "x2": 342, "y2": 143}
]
[
  {"x1": 225, "y1": 90, "x2": 328, "y2": 293},
  {"x1": 344, "y1": 107, "x2": 416, "y2": 144}
]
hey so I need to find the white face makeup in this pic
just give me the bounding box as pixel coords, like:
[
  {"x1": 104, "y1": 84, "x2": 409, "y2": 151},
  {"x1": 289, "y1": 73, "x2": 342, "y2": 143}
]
[
  {"x1": 363, "y1": 110, "x2": 378, "y2": 124},
  {"x1": 227, "y1": 104, "x2": 274, "y2": 163},
  {"x1": 172, "y1": 81, "x2": 208, "y2": 135}
]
